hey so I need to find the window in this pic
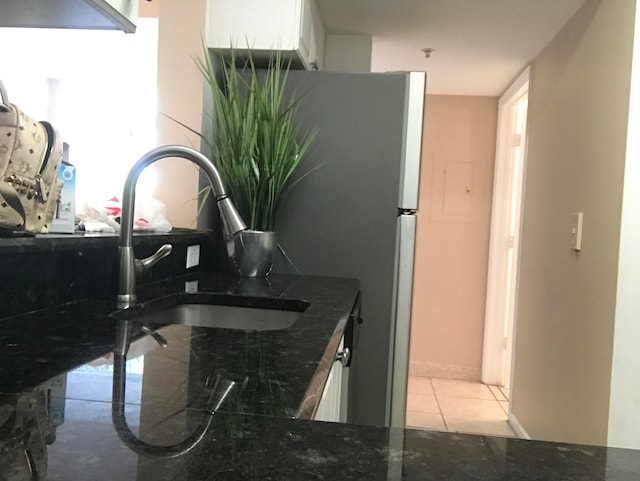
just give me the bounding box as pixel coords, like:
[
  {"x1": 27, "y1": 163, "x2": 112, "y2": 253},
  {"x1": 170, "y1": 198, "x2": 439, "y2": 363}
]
[{"x1": 0, "y1": 19, "x2": 159, "y2": 209}]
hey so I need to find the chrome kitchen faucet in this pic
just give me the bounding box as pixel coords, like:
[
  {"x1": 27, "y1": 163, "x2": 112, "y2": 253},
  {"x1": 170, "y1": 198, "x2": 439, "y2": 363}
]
[{"x1": 117, "y1": 145, "x2": 247, "y2": 309}]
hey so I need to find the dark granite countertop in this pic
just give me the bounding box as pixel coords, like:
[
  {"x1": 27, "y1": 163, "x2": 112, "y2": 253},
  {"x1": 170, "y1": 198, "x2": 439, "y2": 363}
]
[
  {"x1": 0, "y1": 228, "x2": 215, "y2": 254},
  {"x1": 2, "y1": 272, "x2": 640, "y2": 480},
  {"x1": 0, "y1": 273, "x2": 360, "y2": 418},
  {"x1": 40, "y1": 408, "x2": 640, "y2": 480}
]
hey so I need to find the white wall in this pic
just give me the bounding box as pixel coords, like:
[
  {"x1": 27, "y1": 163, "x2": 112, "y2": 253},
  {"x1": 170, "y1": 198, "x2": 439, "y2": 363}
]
[{"x1": 608, "y1": 0, "x2": 640, "y2": 450}]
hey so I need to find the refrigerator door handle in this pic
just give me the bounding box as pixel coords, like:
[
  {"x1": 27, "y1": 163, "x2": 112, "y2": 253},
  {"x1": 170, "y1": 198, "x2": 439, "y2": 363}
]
[
  {"x1": 398, "y1": 208, "x2": 417, "y2": 216},
  {"x1": 386, "y1": 214, "x2": 417, "y2": 427},
  {"x1": 397, "y1": 72, "x2": 426, "y2": 211}
]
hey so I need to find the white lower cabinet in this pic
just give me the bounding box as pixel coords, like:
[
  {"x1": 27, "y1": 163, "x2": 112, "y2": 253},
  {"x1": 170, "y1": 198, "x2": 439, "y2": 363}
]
[{"x1": 314, "y1": 336, "x2": 349, "y2": 423}]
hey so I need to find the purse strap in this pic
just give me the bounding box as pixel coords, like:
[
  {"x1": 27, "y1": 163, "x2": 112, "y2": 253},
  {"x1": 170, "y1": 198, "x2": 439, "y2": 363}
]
[
  {"x1": 0, "y1": 182, "x2": 26, "y2": 232},
  {"x1": 0, "y1": 80, "x2": 10, "y2": 112}
]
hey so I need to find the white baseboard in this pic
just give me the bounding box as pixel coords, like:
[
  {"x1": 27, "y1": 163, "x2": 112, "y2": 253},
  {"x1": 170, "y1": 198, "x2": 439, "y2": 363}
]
[
  {"x1": 409, "y1": 361, "x2": 481, "y2": 381},
  {"x1": 509, "y1": 413, "x2": 530, "y2": 439}
]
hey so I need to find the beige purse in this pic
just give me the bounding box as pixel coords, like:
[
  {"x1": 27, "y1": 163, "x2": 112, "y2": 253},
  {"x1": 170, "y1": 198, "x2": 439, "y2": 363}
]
[{"x1": 0, "y1": 79, "x2": 63, "y2": 234}]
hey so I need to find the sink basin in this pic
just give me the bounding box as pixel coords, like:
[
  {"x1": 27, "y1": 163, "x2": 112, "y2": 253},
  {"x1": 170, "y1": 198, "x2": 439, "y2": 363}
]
[
  {"x1": 111, "y1": 293, "x2": 309, "y2": 332},
  {"x1": 136, "y1": 303, "x2": 302, "y2": 331}
]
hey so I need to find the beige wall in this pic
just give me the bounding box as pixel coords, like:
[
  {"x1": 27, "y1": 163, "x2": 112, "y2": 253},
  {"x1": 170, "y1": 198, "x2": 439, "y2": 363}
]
[
  {"x1": 155, "y1": 0, "x2": 206, "y2": 227},
  {"x1": 409, "y1": 95, "x2": 498, "y2": 381},
  {"x1": 323, "y1": 34, "x2": 372, "y2": 73},
  {"x1": 511, "y1": 0, "x2": 634, "y2": 445},
  {"x1": 138, "y1": 0, "x2": 159, "y2": 17}
]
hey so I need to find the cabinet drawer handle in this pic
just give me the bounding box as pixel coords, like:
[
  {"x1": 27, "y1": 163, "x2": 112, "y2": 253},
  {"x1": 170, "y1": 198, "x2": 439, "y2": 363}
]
[{"x1": 335, "y1": 347, "x2": 350, "y2": 367}]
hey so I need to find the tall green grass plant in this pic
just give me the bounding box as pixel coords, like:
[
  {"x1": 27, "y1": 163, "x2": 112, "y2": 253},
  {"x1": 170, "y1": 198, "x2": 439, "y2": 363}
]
[{"x1": 195, "y1": 48, "x2": 315, "y2": 232}]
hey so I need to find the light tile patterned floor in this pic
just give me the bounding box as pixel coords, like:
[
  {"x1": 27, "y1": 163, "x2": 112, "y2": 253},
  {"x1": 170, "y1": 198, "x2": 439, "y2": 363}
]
[{"x1": 406, "y1": 377, "x2": 516, "y2": 437}]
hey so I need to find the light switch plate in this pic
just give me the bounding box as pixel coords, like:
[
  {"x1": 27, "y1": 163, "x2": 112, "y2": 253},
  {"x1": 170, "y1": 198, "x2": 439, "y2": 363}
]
[
  {"x1": 571, "y1": 212, "x2": 583, "y2": 252},
  {"x1": 186, "y1": 244, "x2": 200, "y2": 269}
]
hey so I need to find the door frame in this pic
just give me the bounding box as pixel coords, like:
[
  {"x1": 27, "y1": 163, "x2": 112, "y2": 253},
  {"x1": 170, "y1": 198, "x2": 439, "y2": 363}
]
[{"x1": 482, "y1": 67, "x2": 530, "y2": 386}]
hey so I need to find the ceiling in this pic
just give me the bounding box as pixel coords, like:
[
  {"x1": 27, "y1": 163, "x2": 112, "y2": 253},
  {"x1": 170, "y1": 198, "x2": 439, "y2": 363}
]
[{"x1": 316, "y1": 0, "x2": 587, "y2": 96}]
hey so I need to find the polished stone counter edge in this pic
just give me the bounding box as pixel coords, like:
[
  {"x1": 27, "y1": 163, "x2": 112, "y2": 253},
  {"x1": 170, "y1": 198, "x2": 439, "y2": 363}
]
[{"x1": 297, "y1": 326, "x2": 347, "y2": 419}]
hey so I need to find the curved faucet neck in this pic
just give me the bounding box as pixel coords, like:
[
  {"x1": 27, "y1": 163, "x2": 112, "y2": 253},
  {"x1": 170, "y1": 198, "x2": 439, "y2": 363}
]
[
  {"x1": 117, "y1": 145, "x2": 247, "y2": 308},
  {"x1": 119, "y1": 145, "x2": 246, "y2": 248}
]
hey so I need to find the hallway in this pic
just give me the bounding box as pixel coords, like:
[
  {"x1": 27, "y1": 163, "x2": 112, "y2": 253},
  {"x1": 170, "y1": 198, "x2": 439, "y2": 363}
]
[{"x1": 406, "y1": 376, "x2": 515, "y2": 437}]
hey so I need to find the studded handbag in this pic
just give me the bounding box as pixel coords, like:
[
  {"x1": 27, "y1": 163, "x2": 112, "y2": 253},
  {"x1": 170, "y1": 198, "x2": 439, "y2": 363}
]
[{"x1": 0, "y1": 79, "x2": 63, "y2": 234}]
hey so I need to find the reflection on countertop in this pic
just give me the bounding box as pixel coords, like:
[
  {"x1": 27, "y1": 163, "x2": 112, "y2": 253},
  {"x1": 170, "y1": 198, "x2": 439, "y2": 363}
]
[
  {"x1": 4, "y1": 393, "x2": 640, "y2": 480},
  {"x1": 0, "y1": 273, "x2": 359, "y2": 418},
  {"x1": 2, "y1": 272, "x2": 640, "y2": 479}
]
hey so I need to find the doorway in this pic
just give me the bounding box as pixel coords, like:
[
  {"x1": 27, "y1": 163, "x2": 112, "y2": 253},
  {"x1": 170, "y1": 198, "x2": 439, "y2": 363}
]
[
  {"x1": 405, "y1": 93, "x2": 515, "y2": 436},
  {"x1": 482, "y1": 68, "x2": 530, "y2": 392}
]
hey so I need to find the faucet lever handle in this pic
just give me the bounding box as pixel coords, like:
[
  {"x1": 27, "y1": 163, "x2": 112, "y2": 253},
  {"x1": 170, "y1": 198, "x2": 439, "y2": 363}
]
[{"x1": 135, "y1": 243, "x2": 173, "y2": 276}]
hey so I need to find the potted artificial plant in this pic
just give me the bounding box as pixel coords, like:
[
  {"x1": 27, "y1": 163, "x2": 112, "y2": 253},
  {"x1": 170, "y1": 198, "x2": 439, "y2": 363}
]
[{"x1": 196, "y1": 48, "x2": 315, "y2": 276}]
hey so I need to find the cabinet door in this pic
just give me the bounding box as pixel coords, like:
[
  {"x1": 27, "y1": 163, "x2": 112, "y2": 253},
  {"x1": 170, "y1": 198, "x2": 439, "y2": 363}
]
[
  {"x1": 297, "y1": 0, "x2": 313, "y2": 68},
  {"x1": 206, "y1": 0, "x2": 323, "y2": 70},
  {"x1": 206, "y1": 0, "x2": 300, "y2": 51},
  {"x1": 314, "y1": 337, "x2": 345, "y2": 422},
  {"x1": 296, "y1": 0, "x2": 325, "y2": 70},
  {"x1": 306, "y1": 0, "x2": 325, "y2": 70},
  {"x1": 1, "y1": 0, "x2": 138, "y2": 32}
]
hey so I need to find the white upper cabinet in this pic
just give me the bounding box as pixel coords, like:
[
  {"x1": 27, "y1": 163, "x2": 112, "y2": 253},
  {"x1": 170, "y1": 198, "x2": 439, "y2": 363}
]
[
  {"x1": 0, "y1": 0, "x2": 138, "y2": 33},
  {"x1": 206, "y1": 0, "x2": 325, "y2": 70}
]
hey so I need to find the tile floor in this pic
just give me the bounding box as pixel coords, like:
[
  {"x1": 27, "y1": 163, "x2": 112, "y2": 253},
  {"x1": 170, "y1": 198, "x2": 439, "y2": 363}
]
[{"x1": 406, "y1": 376, "x2": 516, "y2": 437}]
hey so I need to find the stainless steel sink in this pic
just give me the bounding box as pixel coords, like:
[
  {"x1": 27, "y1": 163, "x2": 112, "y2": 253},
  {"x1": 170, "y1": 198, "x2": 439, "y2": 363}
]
[{"x1": 111, "y1": 293, "x2": 309, "y2": 332}]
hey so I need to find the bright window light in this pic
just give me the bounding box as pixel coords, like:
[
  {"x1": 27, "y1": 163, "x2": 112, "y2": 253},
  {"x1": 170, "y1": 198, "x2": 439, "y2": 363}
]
[{"x1": 0, "y1": 19, "x2": 159, "y2": 209}]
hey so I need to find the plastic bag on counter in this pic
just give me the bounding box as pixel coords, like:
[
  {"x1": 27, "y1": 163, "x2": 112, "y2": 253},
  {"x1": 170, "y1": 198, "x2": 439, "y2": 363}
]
[
  {"x1": 76, "y1": 199, "x2": 119, "y2": 232},
  {"x1": 131, "y1": 196, "x2": 172, "y2": 232},
  {"x1": 77, "y1": 196, "x2": 172, "y2": 233}
]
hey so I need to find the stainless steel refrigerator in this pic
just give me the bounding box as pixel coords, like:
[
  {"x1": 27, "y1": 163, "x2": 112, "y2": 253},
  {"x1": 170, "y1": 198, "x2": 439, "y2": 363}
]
[{"x1": 272, "y1": 70, "x2": 426, "y2": 427}]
